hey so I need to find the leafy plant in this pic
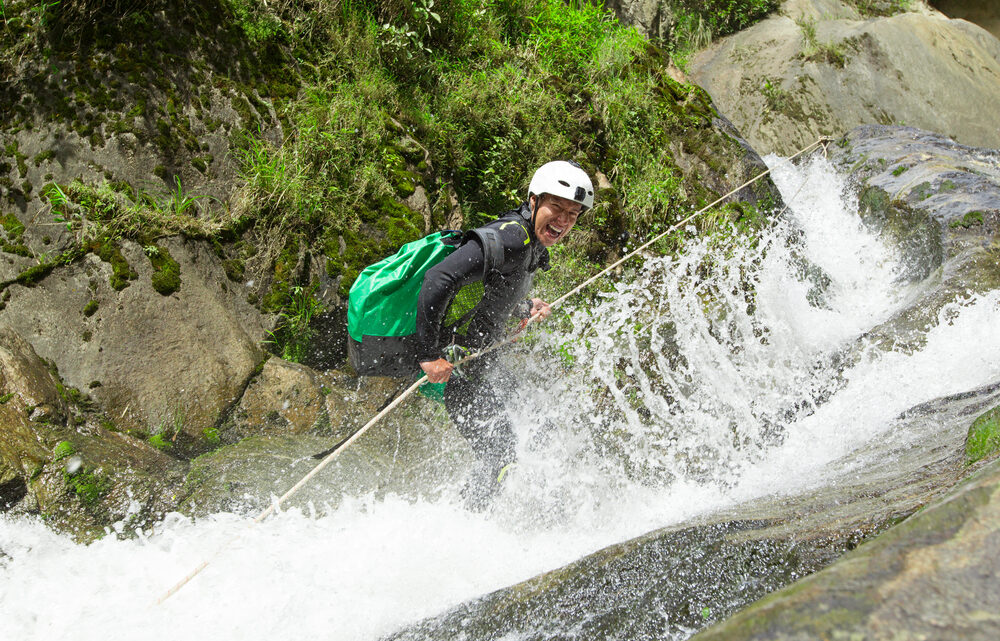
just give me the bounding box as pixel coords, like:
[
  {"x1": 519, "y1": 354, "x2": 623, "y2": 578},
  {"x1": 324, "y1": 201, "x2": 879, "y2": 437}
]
[
  {"x1": 798, "y1": 18, "x2": 846, "y2": 68},
  {"x1": 760, "y1": 77, "x2": 788, "y2": 110},
  {"x1": 266, "y1": 283, "x2": 324, "y2": 363},
  {"x1": 159, "y1": 176, "x2": 207, "y2": 216}
]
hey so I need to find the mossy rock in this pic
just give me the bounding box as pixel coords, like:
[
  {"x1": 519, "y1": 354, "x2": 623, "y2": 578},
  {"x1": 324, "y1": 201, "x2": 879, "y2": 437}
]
[
  {"x1": 966, "y1": 405, "x2": 1000, "y2": 465},
  {"x1": 147, "y1": 245, "x2": 181, "y2": 295},
  {"x1": 87, "y1": 239, "x2": 137, "y2": 290}
]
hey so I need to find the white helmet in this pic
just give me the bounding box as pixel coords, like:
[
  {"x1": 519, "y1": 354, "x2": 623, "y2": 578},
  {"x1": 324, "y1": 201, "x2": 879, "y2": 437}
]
[{"x1": 528, "y1": 161, "x2": 595, "y2": 212}]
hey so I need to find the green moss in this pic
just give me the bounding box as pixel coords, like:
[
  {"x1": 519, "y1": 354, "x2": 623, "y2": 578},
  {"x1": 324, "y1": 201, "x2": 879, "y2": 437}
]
[
  {"x1": 83, "y1": 299, "x2": 99, "y2": 316},
  {"x1": 2, "y1": 242, "x2": 32, "y2": 257},
  {"x1": 5, "y1": 142, "x2": 28, "y2": 177},
  {"x1": 149, "y1": 433, "x2": 172, "y2": 451},
  {"x1": 147, "y1": 245, "x2": 181, "y2": 295},
  {"x1": 203, "y1": 426, "x2": 221, "y2": 446},
  {"x1": 910, "y1": 181, "x2": 933, "y2": 201},
  {"x1": 53, "y1": 441, "x2": 76, "y2": 461},
  {"x1": 262, "y1": 238, "x2": 300, "y2": 311},
  {"x1": 1, "y1": 213, "x2": 25, "y2": 239},
  {"x1": 191, "y1": 154, "x2": 214, "y2": 174},
  {"x1": 65, "y1": 467, "x2": 111, "y2": 507},
  {"x1": 33, "y1": 149, "x2": 55, "y2": 166},
  {"x1": 891, "y1": 165, "x2": 908, "y2": 176},
  {"x1": 966, "y1": 405, "x2": 1000, "y2": 465},
  {"x1": 949, "y1": 211, "x2": 985, "y2": 229},
  {"x1": 0, "y1": 392, "x2": 14, "y2": 404},
  {"x1": 15, "y1": 262, "x2": 56, "y2": 287},
  {"x1": 88, "y1": 239, "x2": 137, "y2": 290}
]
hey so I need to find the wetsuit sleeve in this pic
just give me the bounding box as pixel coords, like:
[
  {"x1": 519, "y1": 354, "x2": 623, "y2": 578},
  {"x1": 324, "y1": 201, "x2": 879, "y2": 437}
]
[{"x1": 415, "y1": 237, "x2": 485, "y2": 362}]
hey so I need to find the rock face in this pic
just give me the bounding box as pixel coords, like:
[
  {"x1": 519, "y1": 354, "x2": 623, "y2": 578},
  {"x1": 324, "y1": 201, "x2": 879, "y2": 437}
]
[
  {"x1": 180, "y1": 377, "x2": 473, "y2": 516},
  {"x1": 829, "y1": 126, "x2": 1000, "y2": 351},
  {"x1": 0, "y1": 237, "x2": 267, "y2": 447},
  {"x1": 688, "y1": 0, "x2": 1000, "y2": 155},
  {"x1": 691, "y1": 456, "x2": 1000, "y2": 641},
  {"x1": 603, "y1": 0, "x2": 676, "y2": 42},
  {"x1": 0, "y1": 324, "x2": 187, "y2": 540}
]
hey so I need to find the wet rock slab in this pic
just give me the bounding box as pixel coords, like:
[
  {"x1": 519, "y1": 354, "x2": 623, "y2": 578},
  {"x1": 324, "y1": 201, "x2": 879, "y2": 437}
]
[
  {"x1": 383, "y1": 381, "x2": 999, "y2": 641},
  {"x1": 692, "y1": 457, "x2": 1000, "y2": 641}
]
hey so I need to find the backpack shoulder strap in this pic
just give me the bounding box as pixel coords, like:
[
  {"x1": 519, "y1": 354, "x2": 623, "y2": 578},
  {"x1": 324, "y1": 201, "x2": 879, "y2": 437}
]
[{"x1": 470, "y1": 227, "x2": 504, "y2": 279}]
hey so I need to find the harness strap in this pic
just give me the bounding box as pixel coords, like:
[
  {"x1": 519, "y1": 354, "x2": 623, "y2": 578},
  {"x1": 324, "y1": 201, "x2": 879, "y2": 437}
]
[{"x1": 471, "y1": 227, "x2": 504, "y2": 278}]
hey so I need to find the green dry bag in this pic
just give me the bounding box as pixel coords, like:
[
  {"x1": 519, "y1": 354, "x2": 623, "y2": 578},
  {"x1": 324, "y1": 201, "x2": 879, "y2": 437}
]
[
  {"x1": 347, "y1": 228, "x2": 504, "y2": 377},
  {"x1": 347, "y1": 231, "x2": 462, "y2": 376}
]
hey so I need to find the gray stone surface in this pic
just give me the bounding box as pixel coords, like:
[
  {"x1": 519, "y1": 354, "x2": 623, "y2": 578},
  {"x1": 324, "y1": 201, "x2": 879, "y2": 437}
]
[
  {"x1": 0, "y1": 236, "x2": 267, "y2": 444},
  {"x1": 692, "y1": 456, "x2": 1000, "y2": 641},
  {"x1": 831, "y1": 126, "x2": 1000, "y2": 352},
  {"x1": 689, "y1": 1, "x2": 1000, "y2": 155}
]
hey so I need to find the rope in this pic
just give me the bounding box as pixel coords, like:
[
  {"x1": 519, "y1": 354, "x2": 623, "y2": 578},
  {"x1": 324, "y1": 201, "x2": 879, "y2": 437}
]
[{"x1": 154, "y1": 135, "x2": 831, "y2": 605}]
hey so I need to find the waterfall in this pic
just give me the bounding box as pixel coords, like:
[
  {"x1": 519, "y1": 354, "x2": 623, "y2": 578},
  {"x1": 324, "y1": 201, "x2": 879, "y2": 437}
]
[{"x1": 2, "y1": 156, "x2": 999, "y2": 641}]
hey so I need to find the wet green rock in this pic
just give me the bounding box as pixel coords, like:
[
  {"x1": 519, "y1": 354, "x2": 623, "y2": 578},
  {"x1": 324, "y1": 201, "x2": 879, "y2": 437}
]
[
  {"x1": 0, "y1": 324, "x2": 186, "y2": 541},
  {"x1": 180, "y1": 375, "x2": 471, "y2": 516},
  {"x1": 966, "y1": 405, "x2": 1000, "y2": 465},
  {"x1": 147, "y1": 244, "x2": 181, "y2": 295},
  {"x1": 691, "y1": 458, "x2": 1000, "y2": 641}
]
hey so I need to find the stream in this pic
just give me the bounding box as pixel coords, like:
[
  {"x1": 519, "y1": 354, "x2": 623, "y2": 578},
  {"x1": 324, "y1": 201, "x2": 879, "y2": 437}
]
[{"x1": 2, "y1": 155, "x2": 999, "y2": 640}]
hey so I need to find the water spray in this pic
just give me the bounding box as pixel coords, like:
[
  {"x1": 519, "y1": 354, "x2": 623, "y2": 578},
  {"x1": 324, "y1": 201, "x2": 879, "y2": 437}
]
[{"x1": 155, "y1": 136, "x2": 833, "y2": 605}]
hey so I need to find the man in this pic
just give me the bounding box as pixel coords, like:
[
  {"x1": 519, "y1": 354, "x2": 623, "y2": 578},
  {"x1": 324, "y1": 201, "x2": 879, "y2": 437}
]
[{"x1": 414, "y1": 160, "x2": 595, "y2": 508}]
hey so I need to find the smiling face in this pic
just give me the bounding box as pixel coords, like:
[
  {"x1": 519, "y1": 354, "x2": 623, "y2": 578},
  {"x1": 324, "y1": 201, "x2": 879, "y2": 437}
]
[{"x1": 531, "y1": 193, "x2": 583, "y2": 247}]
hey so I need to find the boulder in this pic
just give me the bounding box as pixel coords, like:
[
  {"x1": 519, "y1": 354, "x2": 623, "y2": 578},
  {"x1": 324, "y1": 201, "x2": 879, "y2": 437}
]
[
  {"x1": 0, "y1": 324, "x2": 186, "y2": 541},
  {"x1": 688, "y1": 1, "x2": 1000, "y2": 155},
  {"x1": 0, "y1": 236, "x2": 268, "y2": 449},
  {"x1": 219, "y1": 357, "x2": 348, "y2": 445},
  {"x1": 691, "y1": 457, "x2": 1000, "y2": 641},
  {"x1": 828, "y1": 126, "x2": 1000, "y2": 350},
  {"x1": 180, "y1": 377, "x2": 475, "y2": 516}
]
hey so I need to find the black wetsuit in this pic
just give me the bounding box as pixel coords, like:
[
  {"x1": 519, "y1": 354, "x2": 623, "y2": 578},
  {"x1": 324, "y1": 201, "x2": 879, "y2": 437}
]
[{"x1": 415, "y1": 203, "x2": 549, "y2": 499}]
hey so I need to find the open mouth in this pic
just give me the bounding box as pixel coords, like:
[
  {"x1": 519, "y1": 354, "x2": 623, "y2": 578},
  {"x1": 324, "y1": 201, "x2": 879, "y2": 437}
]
[{"x1": 544, "y1": 223, "x2": 564, "y2": 240}]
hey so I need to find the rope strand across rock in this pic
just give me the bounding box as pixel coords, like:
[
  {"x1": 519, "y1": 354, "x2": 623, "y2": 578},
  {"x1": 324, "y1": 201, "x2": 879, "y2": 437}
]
[{"x1": 154, "y1": 135, "x2": 832, "y2": 605}]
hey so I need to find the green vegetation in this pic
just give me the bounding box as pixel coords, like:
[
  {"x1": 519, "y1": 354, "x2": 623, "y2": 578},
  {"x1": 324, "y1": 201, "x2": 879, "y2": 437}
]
[
  {"x1": 202, "y1": 425, "x2": 221, "y2": 446},
  {"x1": 148, "y1": 433, "x2": 172, "y2": 451},
  {"x1": 846, "y1": 0, "x2": 912, "y2": 18},
  {"x1": 761, "y1": 77, "x2": 788, "y2": 111},
  {"x1": 1, "y1": 212, "x2": 30, "y2": 256},
  {"x1": 892, "y1": 165, "x2": 909, "y2": 177},
  {"x1": 2, "y1": 0, "x2": 780, "y2": 362},
  {"x1": 266, "y1": 283, "x2": 324, "y2": 363},
  {"x1": 0, "y1": 392, "x2": 14, "y2": 404},
  {"x1": 669, "y1": 0, "x2": 779, "y2": 67},
  {"x1": 145, "y1": 244, "x2": 181, "y2": 295},
  {"x1": 950, "y1": 211, "x2": 985, "y2": 229},
  {"x1": 966, "y1": 405, "x2": 1000, "y2": 465},
  {"x1": 797, "y1": 18, "x2": 847, "y2": 68},
  {"x1": 53, "y1": 440, "x2": 76, "y2": 461},
  {"x1": 82, "y1": 298, "x2": 99, "y2": 316},
  {"x1": 64, "y1": 466, "x2": 111, "y2": 506}
]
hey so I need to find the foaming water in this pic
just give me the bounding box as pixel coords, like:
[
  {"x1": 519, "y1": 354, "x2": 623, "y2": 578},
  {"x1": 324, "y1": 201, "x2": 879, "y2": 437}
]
[{"x1": 3, "y1": 155, "x2": 999, "y2": 640}]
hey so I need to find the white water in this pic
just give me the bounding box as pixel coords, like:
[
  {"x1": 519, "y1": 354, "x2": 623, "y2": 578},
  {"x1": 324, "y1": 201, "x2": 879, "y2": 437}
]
[{"x1": 3, "y1": 157, "x2": 1000, "y2": 640}]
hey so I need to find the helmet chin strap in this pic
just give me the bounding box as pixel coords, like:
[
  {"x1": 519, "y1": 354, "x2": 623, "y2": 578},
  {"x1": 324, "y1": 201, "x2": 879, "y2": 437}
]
[{"x1": 529, "y1": 194, "x2": 539, "y2": 238}]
